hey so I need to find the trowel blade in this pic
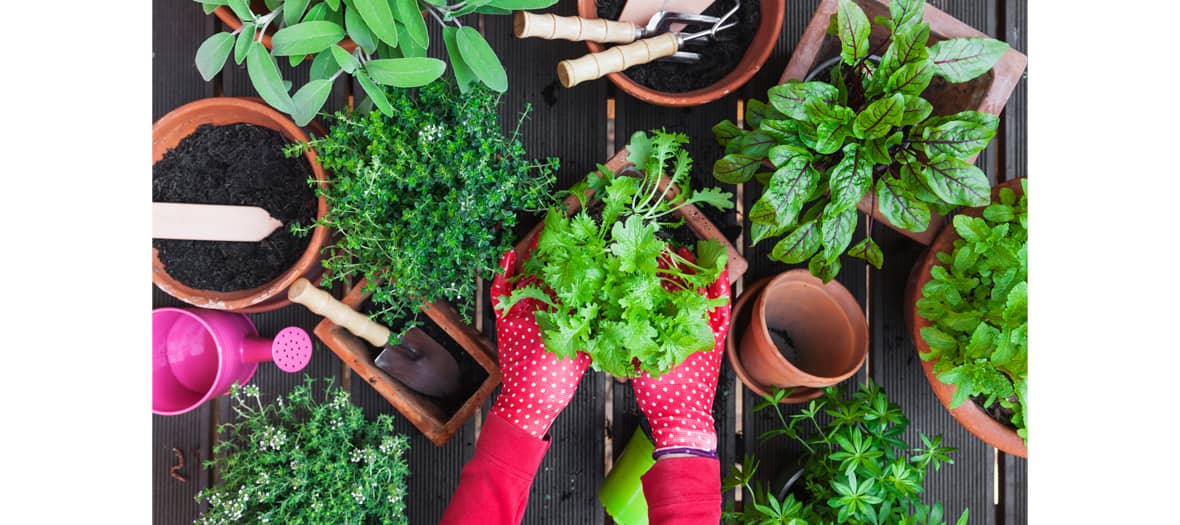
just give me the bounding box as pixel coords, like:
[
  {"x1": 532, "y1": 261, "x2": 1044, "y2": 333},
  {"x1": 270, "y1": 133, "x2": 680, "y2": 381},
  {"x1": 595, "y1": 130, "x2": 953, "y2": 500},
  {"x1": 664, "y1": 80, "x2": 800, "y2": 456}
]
[{"x1": 374, "y1": 327, "x2": 462, "y2": 398}]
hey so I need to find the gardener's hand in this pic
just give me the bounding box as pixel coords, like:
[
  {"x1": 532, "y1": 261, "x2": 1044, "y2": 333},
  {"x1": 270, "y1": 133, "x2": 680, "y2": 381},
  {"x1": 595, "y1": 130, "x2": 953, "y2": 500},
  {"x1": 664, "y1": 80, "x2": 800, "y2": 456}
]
[
  {"x1": 489, "y1": 248, "x2": 591, "y2": 439},
  {"x1": 632, "y1": 248, "x2": 731, "y2": 458}
]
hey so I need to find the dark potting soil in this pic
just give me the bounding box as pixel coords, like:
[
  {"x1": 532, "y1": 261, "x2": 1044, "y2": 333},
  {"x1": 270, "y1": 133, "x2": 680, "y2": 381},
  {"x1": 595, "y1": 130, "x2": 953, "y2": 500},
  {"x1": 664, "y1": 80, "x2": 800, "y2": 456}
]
[
  {"x1": 769, "y1": 327, "x2": 799, "y2": 364},
  {"x1": 153, "y1": 123, "x2": 316, "y2": 292},
  {"x1": 971, "y1": 393, "x2": 1019, "y2": 430},
  {"x1": 360, "y1": 300, "x2": 488, "y2": 416},
  {"x1": 595, "y1": 0, "x2": 760, "y2": 93}
]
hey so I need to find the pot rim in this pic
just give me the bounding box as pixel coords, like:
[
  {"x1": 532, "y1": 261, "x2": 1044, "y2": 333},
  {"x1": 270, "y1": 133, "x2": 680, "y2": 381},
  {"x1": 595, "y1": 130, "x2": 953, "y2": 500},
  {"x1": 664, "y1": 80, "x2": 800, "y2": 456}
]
[
  {"x1": 213, "y1": 6, "x2": 358, "y2": 53},
  {"x1": 576, "y1": 0, "x2": 785, "y2": 107},
  {"x1": 151, "y1": 97, "x2": 330, "y2": 313},
  {"x1": 906, "y1": 178, "x2": 1028, "y2": 457}
]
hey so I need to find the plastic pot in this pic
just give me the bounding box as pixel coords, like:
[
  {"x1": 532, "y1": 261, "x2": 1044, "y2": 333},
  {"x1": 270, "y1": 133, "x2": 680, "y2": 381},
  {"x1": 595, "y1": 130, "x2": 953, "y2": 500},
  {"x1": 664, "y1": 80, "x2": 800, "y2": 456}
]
[
  {"x1": 905, "y1": 179, "x2": 1027, "y2": 457},
  {"x1": 574, "y1": 0, "x2": 784, "y2": 107},
  {"x1": 152, "y1": 97, "x2": 329, "y2": 313},
  {"x1": 599, "y1": 425, "x2": 657, "y2": 525},
  {"x1": 736, "y1": 270, "x2": 867, "y2": 392}
]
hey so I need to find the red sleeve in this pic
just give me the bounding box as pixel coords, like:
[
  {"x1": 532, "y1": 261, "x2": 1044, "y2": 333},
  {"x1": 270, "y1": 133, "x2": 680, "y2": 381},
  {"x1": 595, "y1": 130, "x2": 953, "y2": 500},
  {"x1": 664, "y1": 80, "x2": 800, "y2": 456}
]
[
  {"x1": 439, "y1": 412, "x2": 550, "y2": 525},
  {"x1": 642, "y1": 457, "x2": 722, "y2": 525}
]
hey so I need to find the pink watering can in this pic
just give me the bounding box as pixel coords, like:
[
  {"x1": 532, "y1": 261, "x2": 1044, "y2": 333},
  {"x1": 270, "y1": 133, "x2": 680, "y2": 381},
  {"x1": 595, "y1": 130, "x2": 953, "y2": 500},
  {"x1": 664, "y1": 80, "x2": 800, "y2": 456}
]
[{"x1": 153, "y1": 307, "x2": 313, "y2": 415}]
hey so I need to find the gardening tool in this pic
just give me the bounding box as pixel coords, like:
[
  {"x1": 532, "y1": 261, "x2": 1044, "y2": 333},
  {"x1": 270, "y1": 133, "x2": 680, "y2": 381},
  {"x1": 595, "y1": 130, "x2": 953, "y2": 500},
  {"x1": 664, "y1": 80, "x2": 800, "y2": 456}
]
[
  {"x1": 514, "y1": 6, "x2": 719, "y2": 46},
  {"x1": 153, "y1": 202, "x2": 282, "y2": 242},
  {"x1": 288, "y1": 278, "x2": 461, "y2": 398},
  {"x1": 153, "y1": 307, "x2": 313, "y2": 415},
  {"x1": 556, "y1": 0, "x2": 740, "y2": 88}
]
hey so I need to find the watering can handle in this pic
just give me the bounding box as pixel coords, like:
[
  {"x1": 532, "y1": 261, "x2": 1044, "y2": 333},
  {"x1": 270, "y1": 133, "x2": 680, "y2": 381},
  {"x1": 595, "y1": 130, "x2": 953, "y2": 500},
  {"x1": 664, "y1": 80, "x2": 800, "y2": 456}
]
[
  {"x1": 514, "y1": 12, "x2": 640, "y2": 43},
  {"x1": 558, "y1": 32, "x2": 680, "y2": 88},
  {"x1": 288, "y1": 278, "x2": 390, "y2": 348}
]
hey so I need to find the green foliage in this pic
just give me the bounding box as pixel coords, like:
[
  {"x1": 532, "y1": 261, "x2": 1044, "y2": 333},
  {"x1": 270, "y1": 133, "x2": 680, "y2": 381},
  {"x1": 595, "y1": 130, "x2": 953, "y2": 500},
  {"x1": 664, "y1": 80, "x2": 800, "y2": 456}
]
[
  {"x1": 192, "y1": 0, "x2": 555, "y2": 125},
  {"x1": 712, "y1": 0, "x2": 1009, "y2": 281},
  {"x1": 724, "y1": 381, "x2": 967, "y2": 525},
  {"x1": 196, "y1": 379, "x2": 410, "y2": 525},
  {"x1": 917, "y1": 180, "x2": 1028, "y2": 441},
  {"x1": 498, "y1": 130, "x2": 733, "y2": 377},
  {"x1": 287, "y1": 81, "x2": 556, "y2": 341}
]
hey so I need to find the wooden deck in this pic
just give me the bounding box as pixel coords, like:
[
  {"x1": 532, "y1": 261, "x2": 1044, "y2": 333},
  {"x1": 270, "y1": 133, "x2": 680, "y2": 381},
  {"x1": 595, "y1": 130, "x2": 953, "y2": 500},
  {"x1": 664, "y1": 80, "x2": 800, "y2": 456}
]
[{"x1": 152, "y1": 0, "x2": 1028, "y2": 523}]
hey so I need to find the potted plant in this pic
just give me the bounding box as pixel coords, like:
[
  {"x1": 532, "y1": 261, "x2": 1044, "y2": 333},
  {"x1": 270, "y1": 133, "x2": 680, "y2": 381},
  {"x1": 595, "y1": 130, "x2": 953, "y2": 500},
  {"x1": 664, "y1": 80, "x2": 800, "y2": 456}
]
[
  {"x1": 193, "y1": 0, "x2": 557, "y2": 125},
  {"x1": 287, "y1": 79, "x2": 556, "y2": 341},
  {"x1": 152, "y1": 97, "x2": 329, "y2": 313},
  {"x1": 905, "y1": 178, "x2": 1027, "y2": 457},
  {"x1": 196, "y1": 379, "x2": 411, "y2": 524},
  {"x1": 724, "y1": 382, "x2": 968, "y2": 525},
  {"x1": 711, "y1": 0, "x2": 1027, "y2": 281},
  {"x1": 571, "y1": 0, "x2": 784, "y2": 107},
  {"x1": 498, "y1": 129, "x2": 743, "y2": 378},
  {"x1": 725, "y1": 270, "x2": 867, "y2": 403}
]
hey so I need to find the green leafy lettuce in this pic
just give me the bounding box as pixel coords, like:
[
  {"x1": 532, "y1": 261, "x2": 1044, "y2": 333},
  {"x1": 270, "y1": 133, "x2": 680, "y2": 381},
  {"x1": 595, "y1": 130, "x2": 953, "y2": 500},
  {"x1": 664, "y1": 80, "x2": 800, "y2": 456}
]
[
  {"x1": 917, "y1": 180, "x2": 1027, "y2": 441},
  {"x1": 498, "y1": 130, "x2": 734, "y2": 377},
  {"x1": 712, "y1": 0, "x2": 1010, "y2": 281}
]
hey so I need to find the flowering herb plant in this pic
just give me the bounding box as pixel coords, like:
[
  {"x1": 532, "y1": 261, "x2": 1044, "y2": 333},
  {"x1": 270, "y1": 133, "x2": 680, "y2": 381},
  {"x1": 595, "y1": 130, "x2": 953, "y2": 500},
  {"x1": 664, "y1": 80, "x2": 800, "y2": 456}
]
[
  {"x1": 287, "y1": 80, "x2": 556, "y2": 341},
  {"x1": 196, "y1": 378, "x2": 410, "y2": 525}
]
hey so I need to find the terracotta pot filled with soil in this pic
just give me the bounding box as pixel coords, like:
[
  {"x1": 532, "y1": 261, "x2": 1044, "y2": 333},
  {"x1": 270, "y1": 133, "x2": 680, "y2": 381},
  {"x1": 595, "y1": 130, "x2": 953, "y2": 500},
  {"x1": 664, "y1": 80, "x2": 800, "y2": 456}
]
[
  {"x1": 152, "y1": 97, "x2": 328, "y2": 313},
  {"x1": 212, "y1": 0, "x2": 357, "y2": 52},
  {"x1": 576, "y1": 0, "x2": 783, "y2": 107},
  {"x1": 313, "y1": 279, "x2": 500, "y2": 447},
  {"x1": 904, "y1": 179, "x2": 1027, "y2": 457},
  {"x1": 727, "y1": 270, "x2": 867, "y2": 402},
  {"x1": 513, "y1": 148, "x2": 747, "y2": 284},
  {"x1": 783, "y1": 0, "x2": 1027, "y2": 245}
]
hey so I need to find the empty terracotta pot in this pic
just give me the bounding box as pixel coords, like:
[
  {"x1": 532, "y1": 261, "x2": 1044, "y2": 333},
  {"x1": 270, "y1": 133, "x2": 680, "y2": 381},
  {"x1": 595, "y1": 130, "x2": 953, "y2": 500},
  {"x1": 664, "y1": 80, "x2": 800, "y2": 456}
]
[
  {"x1": 575, "y1": 0, "x2": 784, "y2": 107},
  {"x1": 738, "y1": 270, "x2": 867, "y2": 389},
  {"x1": 152, "y1": 97, "x2": 329, "y2": 313}
]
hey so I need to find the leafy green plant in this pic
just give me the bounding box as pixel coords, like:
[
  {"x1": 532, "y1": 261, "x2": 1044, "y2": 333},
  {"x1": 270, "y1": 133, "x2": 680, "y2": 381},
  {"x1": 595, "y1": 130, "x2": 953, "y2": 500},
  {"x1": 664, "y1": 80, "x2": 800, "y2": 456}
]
[
  {"x1": 497, "y1": 130, "x2": 733, "y2": 377},
  {"x1": 196, "y1": 378, "x2": 410, "y2": 525},
  {"x1": 724, "y1": 381, "x2": 966, "y2": 525},
  {"x1": 286, "y1": 81, "x2": 556, "y2": 341},
  {"x1": 193, "y1": 0, "x2": 555, "y2": 125},
  {"x1": 917, "y1": 180, "x2": 1027, "y2": 441},
  {"x1": 712, "y1": 0, "x2": 1009, "y2": 281}
]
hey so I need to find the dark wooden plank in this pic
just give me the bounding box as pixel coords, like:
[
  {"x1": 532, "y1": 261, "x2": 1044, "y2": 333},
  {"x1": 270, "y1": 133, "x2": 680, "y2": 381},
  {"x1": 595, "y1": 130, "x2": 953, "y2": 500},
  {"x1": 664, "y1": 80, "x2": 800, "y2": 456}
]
[
  {"x1": 1001, "y1": 452, "x2": 1027, "y2": 525},
  {"x1": 153, "y1": 0, "x2": 214, "y2": 121}
]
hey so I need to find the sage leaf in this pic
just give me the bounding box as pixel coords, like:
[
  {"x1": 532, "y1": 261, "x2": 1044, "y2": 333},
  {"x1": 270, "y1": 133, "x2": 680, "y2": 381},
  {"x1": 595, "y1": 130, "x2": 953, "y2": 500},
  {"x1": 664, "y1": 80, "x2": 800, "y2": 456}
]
[
  {"x1": 829, "y1": 144, "x2": 872, "y2": 212},
  {"x1": 363, "y1": 57, "x2": 446, "y2": 87},
  {"x1": 195, "y1": 32, "x2": 234, "y2": 81},
  {"x1": 836, "y1": 0, "x2": 871, "y2": 66},
  {"x1": 395, "y1": 23, "x2": 427, "y2": 57},
  {"x1": 228, "y1": 0, "x2": 253, "y2": 21},
  {"x1": 345, "y1": 5, "x2": 379, "y2": 53},
  {"x1": 456, "y1": 26, "x2": 507, "y2": 92},
  {"x1": 395, "y1": 0, "x2": 429, "y2": 49},
  {"x1": 768, "y1": 81, "x2": 838, "y2": 120},
  {"x1": 292, "y1": 79, "x2": 333, "y2": 126},
  {"x1": 929, "y1": 37, "x2": 1010, "y2": 83},
  {"x1": 355, "y1": 70, "x2": 393, "y2": 116},
  {"x1": 853, "y1": 93, "x2": 904, "y2": 139},
  {"x1": 285, "y1": 0, "x2": 311, "y2": 26},
  {"x1": 919, "y1": 120, "x2": 996, "y2": 159},
  {"x1": 820, "y1": 205, "x2": 857, "y2": 262},
  {"x1": 487, "y1": 0, "x2": 559, "y2": 8},
  {"x1": 234, "y1": 22, "x2": 255, "y2": 65},
  {"x1": 772, "y1": 221, "x2": 821, "y2": 264},
  {"x1": 921, "y1": 155, "x2": 991, "y2": 206},
  {"x1": 712, "y1": 154, "x2": 761, "y2": 184},
  {"x1": 877, "y1": 176, "x2": 931, "y2": 232},
  {"x1": 885, "y1": 58, "x2": 934, "y2": 96},
  {"x1": 330, "y1": 45, "x2": 359, "y2": 73},
  {"x1": 442, "y1": 26, "x2": 478, "y2": 94},
  {"x1": 309, "y1": 49, "x2": 339, "y2": 79},
  {"x1": 272, "y1": 21, "x2": 345, "y2": 56},
  {"x1": 246, "y1": 45, "x2": 294, "y2": 114},
  {"x1": 848, "y1": 237, "x2": 884, "y2": 269},
  {"x1": 353, "y1": 0, "x2": 399, "y2": 47}
]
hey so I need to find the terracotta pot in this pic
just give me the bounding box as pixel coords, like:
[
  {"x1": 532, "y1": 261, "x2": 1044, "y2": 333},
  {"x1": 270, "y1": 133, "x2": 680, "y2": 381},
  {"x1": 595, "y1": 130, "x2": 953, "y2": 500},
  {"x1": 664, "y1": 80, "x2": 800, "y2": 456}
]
[
  {"x1": 213, "y1": 2, "x2": 357, "y2": 53},
  {"x1": 314, "y1": 279, "x2": 501, "y2": 447},
  {"x1": 737, "y1": 270, "x2": 867, "y2": 391},
  {"x1": 905, "y1": 178, "x2": 1027, "y2": 457},
  {"x1": 575, "y1": 0, "x2": 784, "y2": 107},
  {"x1": 152, "y1": 97, "x2": 329, "y2": 313},
  {"x1": 782, "y1": 0, "x2": 1028, "y2": 245},
  {"x1": 726, "y1": 276, "x2": 822, "y2": 404},
  {"x1": 513, "y1": 148, "x2": 747, "y2": 283}
]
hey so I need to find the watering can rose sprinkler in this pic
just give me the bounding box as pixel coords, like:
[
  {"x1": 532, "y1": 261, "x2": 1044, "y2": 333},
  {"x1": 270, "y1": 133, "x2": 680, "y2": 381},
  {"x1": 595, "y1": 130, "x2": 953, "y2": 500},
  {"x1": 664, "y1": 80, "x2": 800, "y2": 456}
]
[{"x1": 152, "y1": 307, "x2": 313, "y2": 415}]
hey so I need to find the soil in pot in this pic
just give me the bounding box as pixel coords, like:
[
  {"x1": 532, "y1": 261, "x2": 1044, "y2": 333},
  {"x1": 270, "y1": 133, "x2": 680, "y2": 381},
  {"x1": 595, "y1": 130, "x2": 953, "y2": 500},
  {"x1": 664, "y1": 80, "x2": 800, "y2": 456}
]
[
  {"x1": 971, "y1": 393, "x2": 1019, "y2": 430},
  {"x1": 153, "y1": 123, "x2": 316, "y2": 292},
  {"x1": 359, "y1": 299, "x2": 488, "y2": 416},
  {"x1": 594, "y1": 0, "x2": 760, "y2": 92}
]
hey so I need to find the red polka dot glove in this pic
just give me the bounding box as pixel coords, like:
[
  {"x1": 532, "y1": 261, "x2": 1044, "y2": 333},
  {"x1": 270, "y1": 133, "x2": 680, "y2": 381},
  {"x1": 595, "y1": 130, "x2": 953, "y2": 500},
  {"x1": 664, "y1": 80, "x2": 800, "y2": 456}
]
[
  {"x1": 632, "y1": 248, "x2": 731, "y2": 459},
  {"x1": 489, "y1": 248, "x2": 592, "y2": 440}
]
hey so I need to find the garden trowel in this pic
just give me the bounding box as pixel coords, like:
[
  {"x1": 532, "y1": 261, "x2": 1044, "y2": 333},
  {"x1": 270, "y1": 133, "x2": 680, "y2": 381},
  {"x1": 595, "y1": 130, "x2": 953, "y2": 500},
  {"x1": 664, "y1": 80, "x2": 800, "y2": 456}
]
[{"x1": 288, "y1": 278, "x2": 461, "y2": 397}]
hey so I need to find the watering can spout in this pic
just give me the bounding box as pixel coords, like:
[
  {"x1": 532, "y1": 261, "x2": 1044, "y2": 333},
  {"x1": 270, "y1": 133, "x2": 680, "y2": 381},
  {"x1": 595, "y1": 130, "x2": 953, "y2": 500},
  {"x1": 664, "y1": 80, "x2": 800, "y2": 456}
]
[{"x1": 241, "y1": 327, "x2": 314, "y2": 373}]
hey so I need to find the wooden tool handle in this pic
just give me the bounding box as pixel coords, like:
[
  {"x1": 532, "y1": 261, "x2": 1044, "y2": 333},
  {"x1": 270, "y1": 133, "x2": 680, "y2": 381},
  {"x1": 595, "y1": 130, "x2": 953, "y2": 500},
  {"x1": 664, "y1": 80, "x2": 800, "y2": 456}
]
[
  {"x1": 557, "y1": 32, "x2": 679, "y2": 88},
  {"x1": 288, "y1": 278, "x2": 390, "y2": 347},
  {"x1": 514, "y1": 12, "x2": 638, "y2": 43}
]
